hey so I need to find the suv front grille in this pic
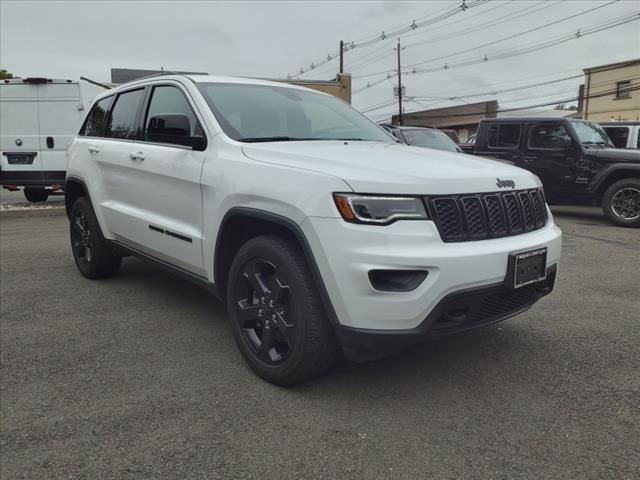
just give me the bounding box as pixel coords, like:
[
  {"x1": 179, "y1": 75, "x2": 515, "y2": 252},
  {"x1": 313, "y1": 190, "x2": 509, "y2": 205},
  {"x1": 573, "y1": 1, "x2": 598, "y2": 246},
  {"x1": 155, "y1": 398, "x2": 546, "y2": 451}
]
[{"x1": 427, "y1": 188, "x2": 548, "y2": 242}]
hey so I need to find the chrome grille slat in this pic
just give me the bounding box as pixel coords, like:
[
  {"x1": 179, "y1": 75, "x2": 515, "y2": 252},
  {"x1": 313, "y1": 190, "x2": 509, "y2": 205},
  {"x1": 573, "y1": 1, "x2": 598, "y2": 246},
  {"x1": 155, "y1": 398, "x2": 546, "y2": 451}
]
[{"x1": 428, "y1": 188, "x2": 547, "y2": 242}]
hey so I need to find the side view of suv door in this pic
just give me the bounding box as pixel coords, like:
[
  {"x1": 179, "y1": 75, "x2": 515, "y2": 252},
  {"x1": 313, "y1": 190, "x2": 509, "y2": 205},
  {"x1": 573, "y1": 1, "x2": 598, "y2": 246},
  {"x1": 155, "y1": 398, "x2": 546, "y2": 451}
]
[{"x1": 74, "y1": 80, "x2": 209, "y2": 274}]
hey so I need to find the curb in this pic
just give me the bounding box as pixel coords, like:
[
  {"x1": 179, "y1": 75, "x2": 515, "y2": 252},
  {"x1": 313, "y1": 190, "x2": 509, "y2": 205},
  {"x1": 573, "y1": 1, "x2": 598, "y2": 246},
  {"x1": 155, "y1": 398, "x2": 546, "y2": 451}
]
[{"x1": 0, "y1": 204, "x2": 66, "y2": 218}]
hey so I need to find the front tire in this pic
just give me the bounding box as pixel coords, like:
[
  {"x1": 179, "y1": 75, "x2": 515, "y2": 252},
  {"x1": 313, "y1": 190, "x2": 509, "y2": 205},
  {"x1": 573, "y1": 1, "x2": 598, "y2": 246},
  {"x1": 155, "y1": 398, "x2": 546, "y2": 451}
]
[
  {"x1": 226, "y1": 235, "x2": 339, "y2": 385},
  {"x1": 602, "y1": 178, "x2": 640, "y2": 228},
  {"x1": 69, "y1": 197, "x2": 122, "y2": 279},
  {"x1": 24, "y1": 188, "x2": 49, "y2": 203}
]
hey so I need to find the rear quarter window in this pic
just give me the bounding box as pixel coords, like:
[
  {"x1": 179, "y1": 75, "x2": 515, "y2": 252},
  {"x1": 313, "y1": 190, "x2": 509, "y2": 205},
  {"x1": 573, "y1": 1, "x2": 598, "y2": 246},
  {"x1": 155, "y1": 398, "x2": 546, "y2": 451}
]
[
  {"x1": 106, "y1": 89, "x2": 145, "y2": 140},
  {"x1": 487, "y1": 124, "x2": 521, "y2": 149},
  {"x1": 80, "y1": 96, "x2": 113, "y2": 137}
]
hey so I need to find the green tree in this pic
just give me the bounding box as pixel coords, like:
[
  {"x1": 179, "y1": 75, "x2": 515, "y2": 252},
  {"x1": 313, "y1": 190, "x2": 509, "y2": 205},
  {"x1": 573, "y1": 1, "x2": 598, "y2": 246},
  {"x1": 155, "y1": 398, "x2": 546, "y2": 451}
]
[{"x1": 0, "y1": 69, "x2": 15, "y2": 79}]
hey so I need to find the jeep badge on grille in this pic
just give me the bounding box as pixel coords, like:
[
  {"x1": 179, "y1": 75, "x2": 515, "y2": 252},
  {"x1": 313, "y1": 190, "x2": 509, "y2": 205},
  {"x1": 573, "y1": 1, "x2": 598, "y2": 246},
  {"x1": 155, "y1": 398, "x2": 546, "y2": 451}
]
[{"x1": 496, "y1": 178, "x2": 515, "y2": 189}]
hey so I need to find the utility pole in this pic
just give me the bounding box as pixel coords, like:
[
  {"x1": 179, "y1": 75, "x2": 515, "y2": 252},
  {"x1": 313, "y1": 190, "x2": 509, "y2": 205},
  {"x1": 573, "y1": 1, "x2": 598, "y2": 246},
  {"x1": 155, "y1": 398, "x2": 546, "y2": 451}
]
[
  {"x1": 396, "y1": 38, "x2": 403, "y2": 125},
  {"x1": 339, "y1": 40, "x2": 344, "y2": 74}
]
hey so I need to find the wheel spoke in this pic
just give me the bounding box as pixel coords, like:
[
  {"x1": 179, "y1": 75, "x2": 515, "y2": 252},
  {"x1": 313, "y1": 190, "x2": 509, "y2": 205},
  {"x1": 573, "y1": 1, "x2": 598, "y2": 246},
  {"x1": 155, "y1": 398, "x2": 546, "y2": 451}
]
[
  {"x1": 274, "y1": 311, "x2": 293, "y2": 337},
  {"x1": 85, "y1": 245, "x2": 92, "y2": 263},
  {"x1": 270, "y1": 277, "x2": 290, "y2": 303},
  {"x1": 237, "y1": 298, "x2": 260, "y2": 327},
  {"x1": 73, "y1": 216, "x2": 84, "y2": 234},
  {"x1": 258, "y1": 325, "x2": 275, "y2": 361},
  {"x1": 243, "y1": 262, "x2": 270, "y2": 296}
]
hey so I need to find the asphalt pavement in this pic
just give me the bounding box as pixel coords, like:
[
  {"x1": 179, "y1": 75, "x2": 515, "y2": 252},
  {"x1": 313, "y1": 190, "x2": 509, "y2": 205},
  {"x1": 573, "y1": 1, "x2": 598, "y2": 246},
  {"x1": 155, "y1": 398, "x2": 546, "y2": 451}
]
[{"x1": 1, "y1": 207, "x2": 639, "y2": 479}]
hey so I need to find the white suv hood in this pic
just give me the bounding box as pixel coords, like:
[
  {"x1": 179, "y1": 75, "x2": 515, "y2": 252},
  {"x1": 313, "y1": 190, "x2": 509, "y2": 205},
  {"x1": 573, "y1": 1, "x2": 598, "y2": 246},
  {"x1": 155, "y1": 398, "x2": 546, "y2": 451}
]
[{"x1": 242, "y1": 141, "x2": 540, "y2": 194}]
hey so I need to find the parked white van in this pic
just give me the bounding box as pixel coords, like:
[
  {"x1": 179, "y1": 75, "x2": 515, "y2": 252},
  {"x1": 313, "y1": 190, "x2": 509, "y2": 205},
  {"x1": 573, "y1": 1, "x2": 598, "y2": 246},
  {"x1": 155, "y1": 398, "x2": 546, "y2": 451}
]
[
  {"x1": 0, "y1": 77, "x2": 107, "y2": 202},
  {"x1": 600, "y1": 122, "x2": 640, "y2": 150}
]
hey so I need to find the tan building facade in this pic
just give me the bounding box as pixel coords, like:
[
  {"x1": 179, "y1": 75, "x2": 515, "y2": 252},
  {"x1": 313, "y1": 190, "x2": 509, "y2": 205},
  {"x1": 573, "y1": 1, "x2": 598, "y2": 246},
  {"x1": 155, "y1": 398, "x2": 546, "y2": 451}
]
[
  {"x1": 111, "y1": 68, "x2": 352, "y2": 104},
  {"x1": 582, "y1": 59, "x2": 640, "y2": 122},
  {"x1": 283, "y1": 74, "x2": 352, "y2": 104}
]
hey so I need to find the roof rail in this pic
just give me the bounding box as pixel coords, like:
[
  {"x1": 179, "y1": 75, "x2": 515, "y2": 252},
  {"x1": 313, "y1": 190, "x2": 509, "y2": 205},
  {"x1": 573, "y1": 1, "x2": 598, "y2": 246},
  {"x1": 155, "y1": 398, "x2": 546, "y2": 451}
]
[{"x1": 80, "y1": 76, "x2": 111, "y2": 89}]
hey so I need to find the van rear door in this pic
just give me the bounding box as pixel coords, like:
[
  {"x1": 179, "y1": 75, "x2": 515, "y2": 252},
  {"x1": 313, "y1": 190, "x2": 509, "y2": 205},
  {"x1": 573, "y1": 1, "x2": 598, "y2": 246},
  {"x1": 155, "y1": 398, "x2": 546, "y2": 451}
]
[
  {"x1": 37, "y1": 81, "x2": 85, "y2": 185},
  {"x1": 0, "y1": 81, "x2": 43, "y2": 185}
]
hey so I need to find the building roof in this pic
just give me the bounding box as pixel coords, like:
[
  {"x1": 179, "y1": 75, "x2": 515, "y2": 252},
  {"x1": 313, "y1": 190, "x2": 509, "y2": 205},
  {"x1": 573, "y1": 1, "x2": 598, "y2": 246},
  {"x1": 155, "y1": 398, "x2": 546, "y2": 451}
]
[
  {"x1": 111, "y1": 68, "x2": 208, "y2": 84},
  {"x1": 583, "y1": 58, "x2": 640, "y2": 74},
  {"x1": 392, "y1": 100, "x2": 498, "y2": 128},
  {"x1": 498, "y1": 108, "x2": 578, "y2": 119}
]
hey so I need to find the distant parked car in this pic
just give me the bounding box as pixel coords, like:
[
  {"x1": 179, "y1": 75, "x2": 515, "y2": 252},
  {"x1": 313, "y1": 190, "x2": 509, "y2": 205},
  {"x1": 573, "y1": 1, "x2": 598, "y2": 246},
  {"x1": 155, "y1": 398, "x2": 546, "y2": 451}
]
[
  {"x1": 458, "y1": 132, "x2": 476, "y2": 153},
  {"x1": 600, "y1": 122, "x2": 639, "y2": 149},
  {"x1": 440, "y1": 128, "x2": 460, "y2": 144},
  {"x1": 380, "y1": 124, "x2": 463, "y2": 153}
]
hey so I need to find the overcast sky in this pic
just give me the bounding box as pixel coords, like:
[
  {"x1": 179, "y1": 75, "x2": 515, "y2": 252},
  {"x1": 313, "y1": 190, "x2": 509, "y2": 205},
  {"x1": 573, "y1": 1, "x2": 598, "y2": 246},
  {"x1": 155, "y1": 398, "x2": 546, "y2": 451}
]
[{"x1": 1, "y1": 0, "x2": 639, "y2": 120}]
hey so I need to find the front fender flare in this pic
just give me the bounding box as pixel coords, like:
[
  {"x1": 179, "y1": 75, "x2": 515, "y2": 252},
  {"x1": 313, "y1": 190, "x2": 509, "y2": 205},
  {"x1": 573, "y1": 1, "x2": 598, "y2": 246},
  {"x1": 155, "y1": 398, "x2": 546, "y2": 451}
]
[{"x1": 587, "y1": 163, "x2": 640, "y2": 194}]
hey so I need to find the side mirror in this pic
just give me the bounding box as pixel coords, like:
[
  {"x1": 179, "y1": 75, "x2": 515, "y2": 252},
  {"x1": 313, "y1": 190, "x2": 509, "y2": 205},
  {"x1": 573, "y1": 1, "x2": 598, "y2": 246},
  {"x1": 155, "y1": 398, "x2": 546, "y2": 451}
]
[
  {"x1": 561, "y1": 136, "x2": 575, "y2": 149},
  {"x1": 147, "y1": 114, "x2": 206, "y2": 151}
]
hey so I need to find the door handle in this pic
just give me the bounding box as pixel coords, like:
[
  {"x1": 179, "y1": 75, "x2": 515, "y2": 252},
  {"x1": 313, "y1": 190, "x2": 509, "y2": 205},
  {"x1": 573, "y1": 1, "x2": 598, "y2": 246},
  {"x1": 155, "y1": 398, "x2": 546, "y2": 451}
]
[
  {"x1": 523, "y1": 156, "x2": 536, "y2": 163},
  {"x1": 129, "y1": 151, "x2": 145, "y2": 161},
  {"x1": 88, "y1": 145, "x2": 100, "y2": 154}
]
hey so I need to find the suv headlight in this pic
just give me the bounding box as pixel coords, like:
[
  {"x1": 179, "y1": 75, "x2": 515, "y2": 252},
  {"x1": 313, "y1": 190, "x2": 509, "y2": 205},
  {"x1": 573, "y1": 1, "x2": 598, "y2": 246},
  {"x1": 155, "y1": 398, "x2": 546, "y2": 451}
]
[{"x1": 333, "y1": 194, "x2": 429, "y2": 225}]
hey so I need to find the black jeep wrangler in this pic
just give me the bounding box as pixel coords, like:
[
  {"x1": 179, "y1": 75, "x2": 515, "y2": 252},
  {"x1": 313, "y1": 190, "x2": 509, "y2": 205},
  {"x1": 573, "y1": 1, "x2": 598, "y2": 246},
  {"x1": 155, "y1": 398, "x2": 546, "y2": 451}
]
[{"x1": 473, "y1": 118, "x2": 640, "y2": 227}]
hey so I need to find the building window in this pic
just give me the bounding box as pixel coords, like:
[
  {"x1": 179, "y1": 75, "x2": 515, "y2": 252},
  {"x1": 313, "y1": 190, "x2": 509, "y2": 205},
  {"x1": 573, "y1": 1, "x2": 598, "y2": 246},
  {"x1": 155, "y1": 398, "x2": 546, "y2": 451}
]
[{"x1": 616, "y1": 80, "x2": 631, "y2": 99}]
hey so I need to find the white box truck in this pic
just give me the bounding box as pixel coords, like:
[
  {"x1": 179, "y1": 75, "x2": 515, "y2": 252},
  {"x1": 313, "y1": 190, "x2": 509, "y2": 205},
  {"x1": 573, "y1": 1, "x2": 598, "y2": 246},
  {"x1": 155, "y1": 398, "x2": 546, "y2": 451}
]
[{"x1": 0, "y1": 77, "x2": 107, "y2": 202}]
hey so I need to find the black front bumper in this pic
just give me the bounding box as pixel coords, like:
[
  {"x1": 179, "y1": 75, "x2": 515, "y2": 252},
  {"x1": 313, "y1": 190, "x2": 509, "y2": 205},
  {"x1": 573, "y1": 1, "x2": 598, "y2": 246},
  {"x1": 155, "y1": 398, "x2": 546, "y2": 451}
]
[{"x1": 336, "y1": 265, "x2": 557, "y2": 362}]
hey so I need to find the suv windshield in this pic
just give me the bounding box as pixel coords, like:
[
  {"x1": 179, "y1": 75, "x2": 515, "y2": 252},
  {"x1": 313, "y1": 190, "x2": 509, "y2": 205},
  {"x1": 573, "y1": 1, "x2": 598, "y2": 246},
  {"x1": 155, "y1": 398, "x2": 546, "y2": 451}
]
[
  {"x1": 197, "y1": 83, "x2": 391, "y2": 143},
  {"x1": 402, "y1": 128, "x2": 462, "y2": 153},
  {"x1": 569, "y1": 120, "x2": 613, "y2": 148}
]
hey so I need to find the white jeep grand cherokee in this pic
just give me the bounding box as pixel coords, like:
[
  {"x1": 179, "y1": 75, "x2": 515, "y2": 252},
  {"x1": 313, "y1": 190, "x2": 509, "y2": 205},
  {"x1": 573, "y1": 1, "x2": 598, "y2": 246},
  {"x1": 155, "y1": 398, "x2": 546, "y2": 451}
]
[{"x1": 65, "y1": 74, "x2": 562, "y2": 385}]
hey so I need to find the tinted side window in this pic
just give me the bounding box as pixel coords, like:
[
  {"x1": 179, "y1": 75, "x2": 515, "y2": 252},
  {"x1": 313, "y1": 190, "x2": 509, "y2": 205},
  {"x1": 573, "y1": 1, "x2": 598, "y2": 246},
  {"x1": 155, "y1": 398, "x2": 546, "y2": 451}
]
[
  {"x1": 488, "y1": 124, "x2": 521, "y2": 149},
  {"x1": 528, "y1": 124, "x2": 572, "y2": 149},
  {"x1": 107, "y1": 89, "x2": 144, "y2": 140},
  {"x1": 603, "y1": 127, "x2": 629, "y2": 149},
  {"x1": 144, "y1": 86, "x2": 203, "y2": 142},
  {"x1": 80, "y1": 96, "x2": 113, "y2": 137}
]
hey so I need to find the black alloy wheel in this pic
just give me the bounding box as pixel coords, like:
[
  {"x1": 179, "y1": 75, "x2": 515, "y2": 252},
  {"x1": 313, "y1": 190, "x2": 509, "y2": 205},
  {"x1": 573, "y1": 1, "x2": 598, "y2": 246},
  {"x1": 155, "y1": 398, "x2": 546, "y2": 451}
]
[
  {"x1": 226, "y1": 235, "x2": 339, "y2": 385},
  {"x1": 603, "y1": 178, "x2": 640, "y2": 228},
  {"x1": 610, "y1": 186, "x2": 640, "y2": 221},
  {"x1": 69, "y1": 197, "x2": 121, "y2": 278},
  {"x1": 234, "y1": 258, "x2": 294, "y2": 364},
  {"x1": 71, "y1": 210, "x2": 93, "y2": 267}
]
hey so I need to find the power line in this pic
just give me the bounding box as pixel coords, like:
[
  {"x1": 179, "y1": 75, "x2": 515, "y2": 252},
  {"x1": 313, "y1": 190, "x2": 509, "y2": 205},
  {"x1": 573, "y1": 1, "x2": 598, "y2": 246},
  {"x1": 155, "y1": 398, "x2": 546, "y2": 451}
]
[
  {"x1": 347, "y1": 0, "x2": 535, "y2": 75},
  {"x1": 357, "y1": 0, "x2": 622, "y2": 80},
  {"x1": 353, "y1": 13, "x2": 639, "y2": 94},
  {"x1": 287, "y1": 0, "x2": 489, "y2": 79},
  {"x1": 370, "y1": 84, "x2": 640, "y2": 121}
]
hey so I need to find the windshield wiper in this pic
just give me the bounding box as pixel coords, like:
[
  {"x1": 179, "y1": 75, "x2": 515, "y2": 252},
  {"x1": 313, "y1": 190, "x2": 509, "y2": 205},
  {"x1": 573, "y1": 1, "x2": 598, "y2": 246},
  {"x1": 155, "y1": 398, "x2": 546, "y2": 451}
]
[{"x1": 238, "y1": 136, "x2": 320, "y2": 143}]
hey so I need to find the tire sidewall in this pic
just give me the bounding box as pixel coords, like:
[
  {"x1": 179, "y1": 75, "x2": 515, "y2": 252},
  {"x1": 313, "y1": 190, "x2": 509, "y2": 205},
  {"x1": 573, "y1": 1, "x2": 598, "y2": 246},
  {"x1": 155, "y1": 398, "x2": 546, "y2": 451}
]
[
  {"x1": 226, "y1": 238, "x2": 312, "y2": 383},
  {"x1": 24, "y1": 188, "x2": 49, "y2": 203}
]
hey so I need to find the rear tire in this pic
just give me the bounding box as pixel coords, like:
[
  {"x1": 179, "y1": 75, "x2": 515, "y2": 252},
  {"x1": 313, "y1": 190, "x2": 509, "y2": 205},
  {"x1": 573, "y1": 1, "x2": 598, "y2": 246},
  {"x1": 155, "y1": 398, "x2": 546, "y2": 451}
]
[
  {"x1": 24, "y1": 188, "x2": 49, "y2": 203},
  {"x1": 602, "y1": 178, "x2": 640, "y2": 228},
  {"x1": 226, "y1": 234, "x2": 340, "y2": 386},
  {"x1": 69, "y1": 197, "x2": 122, "y2": 279}
]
